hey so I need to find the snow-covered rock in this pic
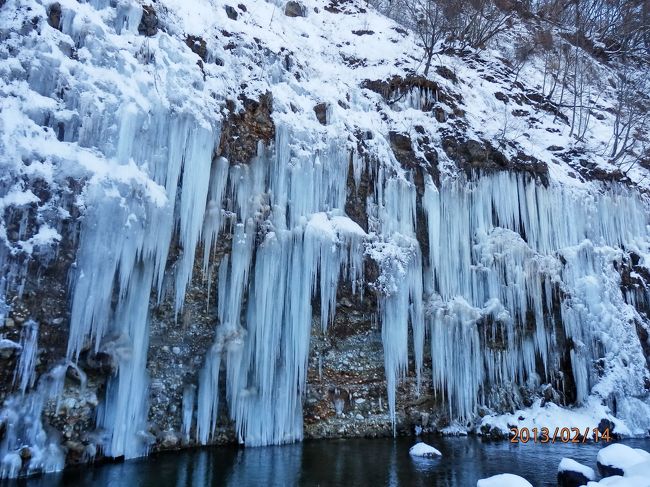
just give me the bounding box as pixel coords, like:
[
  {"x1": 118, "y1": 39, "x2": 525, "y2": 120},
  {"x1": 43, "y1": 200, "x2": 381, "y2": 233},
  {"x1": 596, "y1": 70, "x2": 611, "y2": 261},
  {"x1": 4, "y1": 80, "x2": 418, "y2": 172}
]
[
  {"x1": 408, "y1": 442, "x2": 442, "y2": 458},
  {"x1": 477, "y1": 473, "x2": 533, "y2": 487},
  {"x1": 558, "y1": 458, "x2": 596, "y2": 487},
  {"x1": 596, "y1": 444, "x2": 650, "y2": 477},
  {"x1": 0, "y1": 338, "x2": 21, "y2": 359},
  {"x1": 587, "y1": 464, "x2": 650, "y2": 487}
]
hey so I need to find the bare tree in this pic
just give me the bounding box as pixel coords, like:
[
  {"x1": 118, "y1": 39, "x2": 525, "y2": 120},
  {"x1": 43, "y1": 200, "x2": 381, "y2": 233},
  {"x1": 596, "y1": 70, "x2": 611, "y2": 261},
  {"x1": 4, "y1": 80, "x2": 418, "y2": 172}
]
[
  {"x1": 610, "y1": 70, "x2": 650, "y2": 168},
  {"x1": 402, "y1": 0, "x2": 447, "y2": 76}
]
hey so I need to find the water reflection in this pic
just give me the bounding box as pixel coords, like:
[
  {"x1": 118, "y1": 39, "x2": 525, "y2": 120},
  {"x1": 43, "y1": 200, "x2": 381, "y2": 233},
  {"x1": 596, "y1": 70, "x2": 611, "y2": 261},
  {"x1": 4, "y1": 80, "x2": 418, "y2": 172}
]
[{"x1": 3, "y1": 436, "x2": 650, "y2": 487}]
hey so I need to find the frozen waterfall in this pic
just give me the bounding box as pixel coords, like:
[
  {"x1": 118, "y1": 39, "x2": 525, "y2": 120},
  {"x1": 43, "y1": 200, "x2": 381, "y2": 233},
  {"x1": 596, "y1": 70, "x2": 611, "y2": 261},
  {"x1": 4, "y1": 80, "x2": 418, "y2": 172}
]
[{"x1": 1, "y1": 0, "x2": 650, "y2": 479}]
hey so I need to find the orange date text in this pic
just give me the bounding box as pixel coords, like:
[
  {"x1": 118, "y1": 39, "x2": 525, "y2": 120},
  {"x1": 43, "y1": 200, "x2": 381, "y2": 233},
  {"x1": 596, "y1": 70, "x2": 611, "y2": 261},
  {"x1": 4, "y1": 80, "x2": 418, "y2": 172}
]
[{"x1": 509, "y1": 426, "x2": 611, "y2": 444}]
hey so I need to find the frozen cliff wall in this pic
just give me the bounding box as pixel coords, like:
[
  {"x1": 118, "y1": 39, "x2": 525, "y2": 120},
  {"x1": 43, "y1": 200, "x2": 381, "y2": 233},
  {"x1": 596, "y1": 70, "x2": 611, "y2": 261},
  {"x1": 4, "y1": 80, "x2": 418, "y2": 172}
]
[{"x1": 1, "y1": 0, "x2": 650, "y2": 478}]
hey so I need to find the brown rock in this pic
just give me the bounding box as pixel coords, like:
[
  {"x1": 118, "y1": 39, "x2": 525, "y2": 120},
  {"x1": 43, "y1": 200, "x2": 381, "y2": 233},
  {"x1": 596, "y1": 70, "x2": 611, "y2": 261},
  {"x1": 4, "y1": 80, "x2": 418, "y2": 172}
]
[
  {"x1": 218, "y1": 92, "x2": 275, "y2": 164},
  {"x1": 47, "y1": 3, "x2": 62, "y2": 30},
  {"x1": 138, "y1": 5, "x2": 158, "y2": 37},
  {"x1": 314, "y1": 102, "x2": 328, "y2": 125},
  {"x1": 285, "y1": 1, "x2": 306, "y2": 17},
  {"x1": 185, "y1": 35, "x2": 208, "y2": 62},
  {"x1": 225, "y1": 5, "x2": 238, "y2": 20}
]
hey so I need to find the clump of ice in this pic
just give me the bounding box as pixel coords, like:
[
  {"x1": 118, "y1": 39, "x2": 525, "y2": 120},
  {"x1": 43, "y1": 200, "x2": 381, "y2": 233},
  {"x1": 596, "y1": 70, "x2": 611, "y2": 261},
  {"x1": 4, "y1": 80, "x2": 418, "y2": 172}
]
[{"x1": 408, "y1": 442, "x2": 442, "y2": 458}]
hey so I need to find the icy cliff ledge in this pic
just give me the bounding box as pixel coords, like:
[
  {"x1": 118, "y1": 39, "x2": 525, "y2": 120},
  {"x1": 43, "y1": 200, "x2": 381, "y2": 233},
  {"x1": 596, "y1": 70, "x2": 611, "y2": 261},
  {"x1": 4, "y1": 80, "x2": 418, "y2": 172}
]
[{"x1": 1, "y1": 0, "x2": 650, "y2": 478}]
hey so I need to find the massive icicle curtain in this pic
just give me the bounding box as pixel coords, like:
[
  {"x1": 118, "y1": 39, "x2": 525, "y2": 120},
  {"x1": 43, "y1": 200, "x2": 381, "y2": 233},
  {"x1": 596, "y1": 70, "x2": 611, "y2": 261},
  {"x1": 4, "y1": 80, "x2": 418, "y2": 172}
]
[
  {"x1": 3, "y1": 112, "x2": 650, "y2": 471},
  {"x1": 65, "y1": 115, "x2": 650, "y2": 457}
]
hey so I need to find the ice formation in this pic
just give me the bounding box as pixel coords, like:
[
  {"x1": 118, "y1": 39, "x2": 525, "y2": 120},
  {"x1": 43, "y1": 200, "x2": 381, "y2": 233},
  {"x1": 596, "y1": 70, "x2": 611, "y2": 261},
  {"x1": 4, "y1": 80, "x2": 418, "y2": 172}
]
[
  {"x1": 1, "y1": 0, "x2": 650, "y2": 480},
  {"x1": 194, "y1": 132, "x2": 365, "y2": 446}
]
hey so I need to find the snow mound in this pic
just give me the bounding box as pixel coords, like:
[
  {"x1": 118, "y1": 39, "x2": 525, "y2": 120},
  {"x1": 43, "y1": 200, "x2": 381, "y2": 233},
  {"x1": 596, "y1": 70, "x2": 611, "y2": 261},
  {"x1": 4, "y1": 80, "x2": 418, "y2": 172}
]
[
  {"x1": 477, "y1": 473, "x2": 533, "y2": 487},
  {"x1": 587, "y1": 471, "x2": 650, "y2": 487},
  {"x1": 596, "y1": 444, "x2": 650, "y2": 473},
  {"x1": 408, "y1": 442, "x2": 442, "y2": 458},
  {"x1": 558, "y1": 458, "x2": 596, "y2": 480}
]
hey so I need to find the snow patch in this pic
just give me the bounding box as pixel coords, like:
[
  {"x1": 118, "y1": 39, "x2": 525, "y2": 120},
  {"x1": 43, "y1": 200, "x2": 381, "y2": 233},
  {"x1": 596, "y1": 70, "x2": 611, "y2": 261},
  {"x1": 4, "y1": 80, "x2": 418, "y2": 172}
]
[{"x1": 408, "y1": 442, "x2": 442, "y2": 458}]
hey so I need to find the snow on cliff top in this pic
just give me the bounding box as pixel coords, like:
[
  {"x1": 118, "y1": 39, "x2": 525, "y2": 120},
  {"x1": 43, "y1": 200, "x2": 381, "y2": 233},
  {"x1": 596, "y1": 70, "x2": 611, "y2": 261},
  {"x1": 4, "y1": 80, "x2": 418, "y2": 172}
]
[
  {"x1": 1, "y1": 0, "x2": 648, "y2": 251},
  {"x1": 154, "y1": 0, "x2": 649, "y2": 189},
  {"x1": 2, "y1": 0, "x2": 648, "y2": 202}
]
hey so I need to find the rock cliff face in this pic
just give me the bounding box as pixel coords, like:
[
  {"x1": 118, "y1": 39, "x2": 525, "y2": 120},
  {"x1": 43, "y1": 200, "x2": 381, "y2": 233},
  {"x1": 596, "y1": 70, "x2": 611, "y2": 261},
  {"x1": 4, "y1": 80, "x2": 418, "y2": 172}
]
[{"x1": 1, "y1": 0, "x2": 650, "y2": 479}]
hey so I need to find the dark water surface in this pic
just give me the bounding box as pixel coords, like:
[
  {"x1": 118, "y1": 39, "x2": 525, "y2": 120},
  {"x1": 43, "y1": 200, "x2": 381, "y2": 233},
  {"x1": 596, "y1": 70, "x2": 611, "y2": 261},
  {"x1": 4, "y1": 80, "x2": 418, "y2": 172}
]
[{"x1": 4, "y1": 436, "x2": 650, "y2": 487}]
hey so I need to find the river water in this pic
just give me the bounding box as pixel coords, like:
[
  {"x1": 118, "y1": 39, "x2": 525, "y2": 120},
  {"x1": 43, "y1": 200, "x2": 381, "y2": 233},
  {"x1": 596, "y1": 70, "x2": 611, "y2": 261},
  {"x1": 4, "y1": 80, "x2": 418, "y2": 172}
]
[{"x1": 3, "y1": 436, "x2": 650, "y2": 487}]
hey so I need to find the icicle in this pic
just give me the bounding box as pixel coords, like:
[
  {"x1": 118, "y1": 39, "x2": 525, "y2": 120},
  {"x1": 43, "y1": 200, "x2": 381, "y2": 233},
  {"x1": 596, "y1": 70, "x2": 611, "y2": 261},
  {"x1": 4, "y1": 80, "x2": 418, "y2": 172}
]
[
  {"x1": 202, "y1": 157, "x2": 230, "y2": 274},
  {"x1": 196, "y1": 343, "x2": 221, "y2": 445},
  {"x1": 368, "y1": 163, "x2": 425, "y2": 430},
  {"x1": 95, "y1": 264, "x2": 155, "y2": 459},
  {"x1": 13, "y1": 320, "x2": 38, "y2": 394},
  {"x1": 421, "y1": 171, "x2": 650, "y2": 420},
  {"x1": 196, "y1": 126, "x2": 362, "y2": 446},
  {"x1": 64, "y1": 111, "x2": 219, "y2": 460},
  {"x1": 173, "y1": 127, "x2": 218, "y2": 314},
  {"x1": 182, "y1": 385, "x2": 196, "y2": 443}
]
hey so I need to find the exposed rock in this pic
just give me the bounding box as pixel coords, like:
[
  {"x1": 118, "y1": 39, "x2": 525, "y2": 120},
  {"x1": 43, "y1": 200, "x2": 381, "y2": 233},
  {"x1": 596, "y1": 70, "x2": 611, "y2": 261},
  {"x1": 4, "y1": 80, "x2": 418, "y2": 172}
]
[
  {"x1": 159, "y1": 430, "x2": 180, "y2": 448},
  {"x1": 388, "y1": 130, "x2": 439, "y2": 193},
  {"x1": 138, "y1": 6, "x2": 158, "y2": 37},
  {"x1": 18, "y1": 446, "x2": 31, "y2": 461},
  {"x1": 435, "y1": 65, "x2": 458, "y2": 83},
  {"x1": 218, "y1": 92, "x2": 275, "y2": 164},
  {"x1": 442, "y1": 135, "x2": 548, "y2": 183},
  {"x1": 185, "y1": 35, "x2": 208, "y2": 62},
  {"x1": 597, "y1": 418, "x2": 615, "y2": 435},
  {"x1": 0, "y1": 339, "x2": 20, "y2": 359},
  {"x1": 345, "y1": 140, "x2": 374, "y2": 232},
  {"x1": 433, "y1": 106, "x2": 446, "y2": 123},
  {"x1": 362, "y1": 75, "x2": 454, "y2": 111},
  {"x1": 46, "y1": 2, "x2": 62, "y2": 30},
  {"x1": 285, "y1": 1, "x2": 306, "y2": 17},
  {"x1": 225, "y1": 5, "x2": 238, "y2": 20},
  {"x1": 314, "y1": 102, "x2": 328, "y2": 125},
  {"x1": 324, "y1": 0, "x2": 367, "y2": 14}
]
